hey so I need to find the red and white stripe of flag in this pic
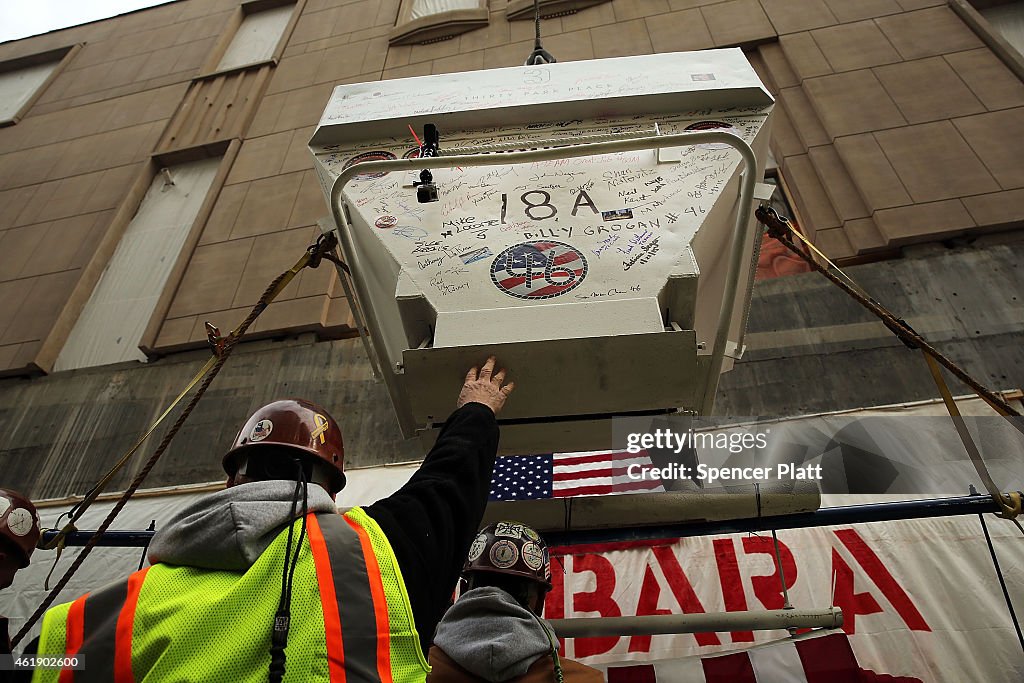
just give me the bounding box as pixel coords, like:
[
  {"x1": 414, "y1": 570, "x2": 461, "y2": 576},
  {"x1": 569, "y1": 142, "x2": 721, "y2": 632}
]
[{"x1": 553, "y1": 450, "x2": 665, "y2": 497}]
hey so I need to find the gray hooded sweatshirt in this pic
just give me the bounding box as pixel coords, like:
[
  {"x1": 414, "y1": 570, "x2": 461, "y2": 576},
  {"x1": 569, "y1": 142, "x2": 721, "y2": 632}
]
[
  {"x1": 433, "y1": 587, "x2": 559, "y2": 682},
  {"x1": 147, "y1": 481, "x2": 337, "y2": 570}
]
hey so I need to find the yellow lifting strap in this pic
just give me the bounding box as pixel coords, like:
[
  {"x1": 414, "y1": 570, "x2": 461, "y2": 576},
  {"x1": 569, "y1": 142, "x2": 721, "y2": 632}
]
[
  {"x1": 756, "y1": 206, "x2": 1022, "y2": 522},
  {"x1": 783, "y1": 218, "x2": 1019, "y2": 421},
  {"x1": 18, "y1": 234, "x2": 341, "y2": 647},
  {"x1": 923, "y1": 351, "x2": 1023, "y2": 521},
  {"x1": 38, "y1": 236, "x2": 329, "y2": 554}
]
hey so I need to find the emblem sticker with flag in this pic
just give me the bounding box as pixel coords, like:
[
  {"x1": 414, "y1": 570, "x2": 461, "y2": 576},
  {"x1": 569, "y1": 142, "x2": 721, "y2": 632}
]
[
  {"x1": 490, "y1": 240, "x2": 588, "y2": 300},
  {"x1": 250, "y1": 419, "x2": 273, "y2": 442}
]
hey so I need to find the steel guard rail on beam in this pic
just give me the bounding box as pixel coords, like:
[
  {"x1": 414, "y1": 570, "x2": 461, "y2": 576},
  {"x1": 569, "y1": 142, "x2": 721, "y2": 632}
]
[{"x1": 325, "y1": 131, "x2": 759, "y2": 424}]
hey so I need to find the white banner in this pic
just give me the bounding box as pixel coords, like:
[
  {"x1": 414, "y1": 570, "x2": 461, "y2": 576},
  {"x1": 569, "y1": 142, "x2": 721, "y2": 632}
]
[{"x1": 543, "y1": 515, "x2": 1023, "y2": 681}]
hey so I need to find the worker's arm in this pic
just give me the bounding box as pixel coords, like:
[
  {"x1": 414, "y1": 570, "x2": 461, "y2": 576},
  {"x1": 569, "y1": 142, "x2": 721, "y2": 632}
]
[{"x1": 363, "y1": 357, "x2": 513, "y2": 653}]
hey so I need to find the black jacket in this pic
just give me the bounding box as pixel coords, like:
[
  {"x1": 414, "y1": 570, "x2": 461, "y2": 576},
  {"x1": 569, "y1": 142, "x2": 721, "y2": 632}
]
[{"x1": 364, "y1": 402, "x2": 499, "y2": 652}]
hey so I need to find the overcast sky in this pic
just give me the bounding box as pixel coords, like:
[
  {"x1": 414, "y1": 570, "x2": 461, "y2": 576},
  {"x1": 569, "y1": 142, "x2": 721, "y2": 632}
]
[{"x1": 0, "y1": 1, "x2": 175, "y2": 44}]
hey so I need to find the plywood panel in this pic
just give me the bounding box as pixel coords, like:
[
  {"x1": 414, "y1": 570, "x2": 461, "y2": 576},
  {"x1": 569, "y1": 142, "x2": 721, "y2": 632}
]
[{"x1": 156, "y1": 67, "x2": 271, "y2": 152}]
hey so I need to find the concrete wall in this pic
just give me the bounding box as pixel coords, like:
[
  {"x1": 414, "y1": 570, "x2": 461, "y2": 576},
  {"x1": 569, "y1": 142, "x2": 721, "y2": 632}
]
[
  {"x1": 0, "y1": 333, "x2": 424, "y2": 499},
  {"x1": 717, "y1": 238, "x2": 1024, "y2": 415},
  {"x1": 3, "y1": 238, "x2": 1020, "y2": 499}
]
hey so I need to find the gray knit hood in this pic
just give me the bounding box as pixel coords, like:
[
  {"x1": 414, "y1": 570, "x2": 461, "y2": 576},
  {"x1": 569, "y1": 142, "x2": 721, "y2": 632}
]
[
  {"x1": 147, "y1": 480, "x2": 337, "y2": 571},
  {"x1": 434, "y1": 586, "x2": 559, "y2": 682}
]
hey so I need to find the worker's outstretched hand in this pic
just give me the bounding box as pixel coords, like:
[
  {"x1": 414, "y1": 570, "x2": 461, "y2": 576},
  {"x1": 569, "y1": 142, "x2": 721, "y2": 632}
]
[{"x1": 457, "y1": 356, "x2": 514, "y2": 415}]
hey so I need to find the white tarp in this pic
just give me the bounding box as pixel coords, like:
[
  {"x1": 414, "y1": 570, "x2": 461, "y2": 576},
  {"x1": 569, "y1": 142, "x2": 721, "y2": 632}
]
[{"x1": 3, "y1": 395, "x2": 1021, "y2": 681}]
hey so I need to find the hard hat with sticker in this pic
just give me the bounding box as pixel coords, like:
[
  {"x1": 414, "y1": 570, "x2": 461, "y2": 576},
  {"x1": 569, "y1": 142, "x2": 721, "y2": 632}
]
[
  {"x1": 0, "y1": 488, "x2": 40, "y2": 566},
  {"x1": 462, "y1": 521, "x2": 552, "y2": 590},
  {"x1": 223, "y1": 399, "x2": 346, "y2": 495}
]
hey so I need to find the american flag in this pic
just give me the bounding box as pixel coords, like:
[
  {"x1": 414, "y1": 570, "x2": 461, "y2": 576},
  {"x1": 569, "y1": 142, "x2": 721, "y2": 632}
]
[{"x1": 489, "y1": 450, "x2": 665, "y2": 501}]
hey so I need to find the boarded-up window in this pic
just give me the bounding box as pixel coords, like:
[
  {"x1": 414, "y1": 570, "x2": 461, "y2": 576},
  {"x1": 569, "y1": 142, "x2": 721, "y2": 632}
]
[
  {"x1": 54, "y1": 158, "x2": 221, "y2": 371},
  {"x1": 982, "y1": 2, "x2": 1024, "y2": 56},
  {"x1": 0, "y1": 59, "x2": 60, "y2": 123},
  {"x1": 215, "y1": 3, "x2": 293, "y2": 72}
]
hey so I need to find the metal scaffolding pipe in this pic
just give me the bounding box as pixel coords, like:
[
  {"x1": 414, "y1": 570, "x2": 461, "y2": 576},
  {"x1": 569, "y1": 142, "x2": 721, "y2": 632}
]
[
  {"x1": 549, "y1": 608, "x2": 843, "y2": 638},
  {"x1": 39, "y1": 494, "x2": 1005, "y2": 548}
]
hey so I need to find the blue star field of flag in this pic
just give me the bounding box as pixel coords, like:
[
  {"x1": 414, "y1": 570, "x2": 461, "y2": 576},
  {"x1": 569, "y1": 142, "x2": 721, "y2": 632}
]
[{"x1": 489, "y1": 454, "x2": 553, "y2": 500}]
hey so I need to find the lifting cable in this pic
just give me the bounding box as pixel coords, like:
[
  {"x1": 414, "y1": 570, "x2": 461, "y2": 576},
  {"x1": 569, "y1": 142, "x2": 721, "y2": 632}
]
[
  {"x1": 13, "y1": 232, "x2": 340, "y2": 649},
  {"x1": 524, "y1": 0, "x2": 557, "y2": 66},
  {"x1": 754, "y1": 205, "x2": 1023, "y2": 524}
]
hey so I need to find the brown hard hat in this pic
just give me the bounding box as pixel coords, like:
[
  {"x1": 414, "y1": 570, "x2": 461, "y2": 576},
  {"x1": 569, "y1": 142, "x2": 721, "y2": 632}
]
[
  {"x1": 463, "y1": 521, "x2": 552, "y2": 590},
  {"x1": 223, "y1": 399, "x2": 346, "y2": 492},
  {"x1": 0, "y1": 489, "x2": 41, "y2": 567}
]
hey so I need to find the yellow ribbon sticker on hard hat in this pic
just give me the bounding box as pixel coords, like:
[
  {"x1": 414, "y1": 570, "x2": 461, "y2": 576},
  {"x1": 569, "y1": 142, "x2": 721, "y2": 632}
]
[{"x1": 312, "y1": 414, "x2": 329, "y2": 444}]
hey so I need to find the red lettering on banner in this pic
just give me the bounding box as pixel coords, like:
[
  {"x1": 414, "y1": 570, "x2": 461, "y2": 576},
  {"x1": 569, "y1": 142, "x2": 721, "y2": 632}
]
[
  {"x1": 652, "y1": 546, "x2": 721, "y2": 646},
  {"x1": 572, "y1": 554, "x2": 622, "y2": 657},
  {"x1": 834, "y1": 529, "x2": 930, "y2": 632},
  {"x1": 741, "y1": 536, "x2": 797, "y2": 611},
  {"x1": 832, "y1": 548, "x2": 883, "y2": 634},
  {"x1": 713, "y1": 538, "x2": 754, "y2": 643},
  {"x1": 546, "y1": 554, "x2": 567, "y2": 655},
  {"x1": 628, "y1": 565, "x2": 673, "y2": 653}
]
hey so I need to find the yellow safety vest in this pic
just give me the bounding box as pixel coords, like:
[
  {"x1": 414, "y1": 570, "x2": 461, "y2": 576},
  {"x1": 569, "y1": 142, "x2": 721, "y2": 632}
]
[{"x1": 32, "y1": 507, "x2": 429, "y2": 682}]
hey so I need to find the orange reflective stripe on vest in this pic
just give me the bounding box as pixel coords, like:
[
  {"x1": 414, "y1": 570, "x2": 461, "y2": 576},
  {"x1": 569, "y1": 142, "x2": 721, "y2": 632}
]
[
  {"x1": 115, "y1": 567, "x2": 148, "y2": 682},
  {"x1": 41, "y1": 511, "x2": 413, "y2": 682},
  {"x1": 308, "y1": 512, "x2": 387, "y2": 683},
  {"x1": 65, "y1": 567, "x2": 150, "y2": 682},
  {"x1": 58, "y1": 595, "x2": 88, "y2": 683}
]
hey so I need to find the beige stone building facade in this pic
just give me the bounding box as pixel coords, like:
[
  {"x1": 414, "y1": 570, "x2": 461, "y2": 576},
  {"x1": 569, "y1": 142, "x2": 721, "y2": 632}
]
[{"x1": 0, "y1": 0, "x2": 1021, "y2": 379}]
